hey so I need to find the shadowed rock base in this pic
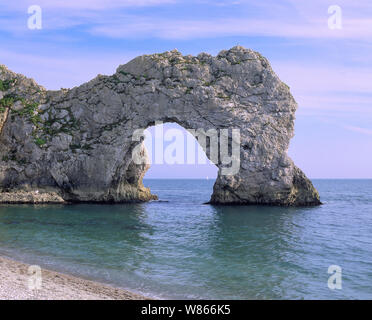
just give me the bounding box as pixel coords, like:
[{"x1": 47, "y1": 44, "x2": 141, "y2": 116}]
[
  {"x1": 0, "y1": 46, "x2": 320, "y2": 206},
  {"x1": 209, "y1": 166, "x2": 321, "y2": 206}
]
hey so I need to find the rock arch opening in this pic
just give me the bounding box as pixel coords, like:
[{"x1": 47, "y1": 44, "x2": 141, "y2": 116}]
[
  {"x1": 143, "y1": 122, "x2": 218, "y2": 180},
  {"x1": 141, "y1": 122, "x2": 218, "y2": 201}
]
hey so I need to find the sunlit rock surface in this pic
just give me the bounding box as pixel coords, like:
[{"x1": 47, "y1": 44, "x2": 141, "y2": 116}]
[{"x1": 0, "y1": 47, "x2": 320, "y2": 205}]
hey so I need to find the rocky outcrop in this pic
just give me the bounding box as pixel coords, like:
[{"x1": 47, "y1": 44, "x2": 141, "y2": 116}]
[
  {"x1": 0, "y1": 47, "x2": 320, "y2": 206},
  {"x1": 0, "y1": 190, "x2": 64, "y2": 204}
]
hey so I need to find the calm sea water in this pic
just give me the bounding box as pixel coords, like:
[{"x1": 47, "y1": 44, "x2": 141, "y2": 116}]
[{"x1": 0, "y1": 179, "x2": 371, "y2": 299}]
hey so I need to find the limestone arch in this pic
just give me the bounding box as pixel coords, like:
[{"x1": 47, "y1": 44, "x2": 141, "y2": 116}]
[{"x1": 0, "y1": 46, "x2": 320, "y2": 205}]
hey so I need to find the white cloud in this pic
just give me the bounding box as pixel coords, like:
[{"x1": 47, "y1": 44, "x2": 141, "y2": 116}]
[
  {"x1": 1, "y1": 0, "x2": 372, "y2": 41},
  {"x1": 88, "y1": 16, "x2": 372, "y2": 40},
  {"x1": 0, "y1": 49, "x2": 138, "y2": 90},
  {"x1": 272, "y1": 63, "x2": 372, "y2": 114},
  {"x1": 1, "y1": 0, "x2": 175, "y2": 11},
  {"x1": 274, "y1": 63, "x2": 372, "y2": 92},
  {"x1": 344, "y1": 125, "x2": 372, "y2": 135}
]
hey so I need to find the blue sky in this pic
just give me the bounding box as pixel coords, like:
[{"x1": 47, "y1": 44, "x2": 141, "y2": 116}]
[{"x1": 0, "y1": 0, "x2": 371, "y2": 178}]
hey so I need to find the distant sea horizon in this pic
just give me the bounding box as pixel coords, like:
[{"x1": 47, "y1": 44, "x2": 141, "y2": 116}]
[{"x1": 143, "y1": 178, "x2": 372, "y2": 179}]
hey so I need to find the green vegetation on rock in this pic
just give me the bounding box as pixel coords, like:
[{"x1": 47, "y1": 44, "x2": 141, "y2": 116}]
[
  {"x1": 0, "y1": 79, "x2": 15, "y2": 91},
  {"x1": 0, "y1": 94, "x2": 16, "y2": 108},
  {"x1": 34, "y1": 137, "x2": 46, "y2": 147}
]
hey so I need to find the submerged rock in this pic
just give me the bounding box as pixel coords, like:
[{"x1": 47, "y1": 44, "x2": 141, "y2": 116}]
[{"x1": 0, "y1": 47, "x2": 320, "y2": 206}]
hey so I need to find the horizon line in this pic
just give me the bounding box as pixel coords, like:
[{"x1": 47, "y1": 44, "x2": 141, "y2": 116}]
[{"x1": 143, "y1": 178, "x2": 372, "y2": 180}]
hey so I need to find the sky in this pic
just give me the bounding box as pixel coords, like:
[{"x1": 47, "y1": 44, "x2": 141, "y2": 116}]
[{"x1": 0, "y1": 0, "x2": 371, "y2": 179}]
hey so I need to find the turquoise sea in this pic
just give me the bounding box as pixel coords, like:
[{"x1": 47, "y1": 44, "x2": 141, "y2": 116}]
[{"x1": 0, "y1": 179, "x2": 371, "y2": 299}]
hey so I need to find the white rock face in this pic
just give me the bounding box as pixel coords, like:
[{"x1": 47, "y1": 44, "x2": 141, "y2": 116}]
[{"x1": 0, "y1": 46, "x2": 320, "y2": 205}]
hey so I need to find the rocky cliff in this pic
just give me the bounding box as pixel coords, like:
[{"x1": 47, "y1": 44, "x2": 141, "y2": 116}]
[{"x1": 0, "y1": 46, "x2": 320, "y2": 205}]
